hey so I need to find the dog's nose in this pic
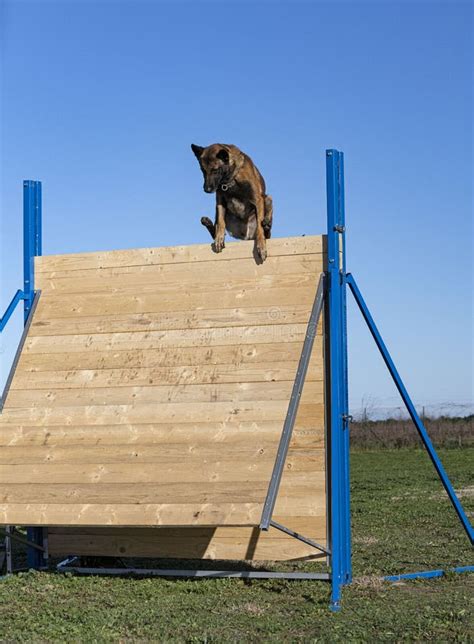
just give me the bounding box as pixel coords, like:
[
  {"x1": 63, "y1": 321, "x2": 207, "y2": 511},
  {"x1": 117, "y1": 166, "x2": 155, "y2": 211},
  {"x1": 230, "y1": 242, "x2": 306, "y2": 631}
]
[{"x1": 204, "y1": 186, "x2": 213, "y2": 193}]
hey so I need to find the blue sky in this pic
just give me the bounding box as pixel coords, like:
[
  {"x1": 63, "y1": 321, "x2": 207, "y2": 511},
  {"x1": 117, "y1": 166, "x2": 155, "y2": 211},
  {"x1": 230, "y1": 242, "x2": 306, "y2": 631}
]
[{"x1": 1, "y1": 0, "x2": 472, "y2": 417}]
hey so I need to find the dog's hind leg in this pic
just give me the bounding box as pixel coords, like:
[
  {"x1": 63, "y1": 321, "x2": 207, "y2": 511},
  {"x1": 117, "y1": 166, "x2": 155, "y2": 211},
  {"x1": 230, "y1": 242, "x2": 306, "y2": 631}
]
[
  {"x1": 201, "y1": 217, "x2": 216, "y2": 239},
  {"x1": 254, "y1": 196, "x2": 268, "y2": 262},
  {"x1": 263, "y1": 195, "x2": 273, "y2": 239}
]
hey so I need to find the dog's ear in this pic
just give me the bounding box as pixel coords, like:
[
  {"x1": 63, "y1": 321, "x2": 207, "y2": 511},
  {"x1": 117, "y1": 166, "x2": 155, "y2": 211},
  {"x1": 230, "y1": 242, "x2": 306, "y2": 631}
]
[
  {"x1": 216, "y1": 148, "x2": 229, "y2": 164},
  {"x1": 191, "y1": 144, "x2": 205, "y2": 159}
]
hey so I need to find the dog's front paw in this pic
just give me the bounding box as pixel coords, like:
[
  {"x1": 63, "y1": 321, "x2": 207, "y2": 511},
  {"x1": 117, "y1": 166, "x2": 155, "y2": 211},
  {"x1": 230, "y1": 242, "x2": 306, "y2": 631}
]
[
  {"x1": 201, "y1": 216, "x2": 213, "y2": 228},
  {"x1": 212, "y1": 237, "x2": 225, "y2": 253},
  {"x1": 256, "y1": 243, "x2": 267, "y2": 262}
]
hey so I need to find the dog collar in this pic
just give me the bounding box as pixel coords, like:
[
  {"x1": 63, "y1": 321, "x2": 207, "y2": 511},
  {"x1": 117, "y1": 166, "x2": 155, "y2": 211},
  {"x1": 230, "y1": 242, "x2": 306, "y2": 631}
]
[{"x1": 220, "y1": 178, "x2": 236, "y2": 192}]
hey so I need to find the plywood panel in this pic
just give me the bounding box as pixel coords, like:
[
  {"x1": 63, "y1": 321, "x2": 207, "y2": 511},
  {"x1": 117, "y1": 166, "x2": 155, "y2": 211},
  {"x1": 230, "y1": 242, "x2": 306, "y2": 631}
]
[{"x1": 0, "y1": 235, "x2": 327, "y2": 560}]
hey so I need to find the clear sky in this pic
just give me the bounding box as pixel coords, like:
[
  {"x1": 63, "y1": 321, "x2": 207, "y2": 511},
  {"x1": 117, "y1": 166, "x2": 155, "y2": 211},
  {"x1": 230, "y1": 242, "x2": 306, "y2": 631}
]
[{"x1": 1, "y1": 0, "x2": 472, "y2": 418}]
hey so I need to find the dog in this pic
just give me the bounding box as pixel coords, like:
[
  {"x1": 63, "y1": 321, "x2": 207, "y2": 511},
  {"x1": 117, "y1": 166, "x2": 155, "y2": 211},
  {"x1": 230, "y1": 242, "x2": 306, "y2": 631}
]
[{"x1": 191, "y1": 143, "x2": 273, "y2": 262}]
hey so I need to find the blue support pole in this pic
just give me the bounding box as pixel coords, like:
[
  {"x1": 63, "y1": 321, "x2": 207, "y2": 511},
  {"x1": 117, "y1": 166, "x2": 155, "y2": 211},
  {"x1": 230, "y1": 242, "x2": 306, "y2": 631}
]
[
  {"x1": 23, "y1": 181, "x2": 36, "y2": 322},
  {"x1": 384, "y1": 566, "x2": 474, "y2": 582},
  {"x1": 346, "y1": 273, "x2": 474, "y2": 545},
  {"x1": 23, "y1": 180, "x2": 45, "y2": 568},
  {"x1": 326, "y1": 150, "x2": 351, "y2": 611},
  {"x1": 0, "y1": 290, "x2": 26, "y2": 332}
]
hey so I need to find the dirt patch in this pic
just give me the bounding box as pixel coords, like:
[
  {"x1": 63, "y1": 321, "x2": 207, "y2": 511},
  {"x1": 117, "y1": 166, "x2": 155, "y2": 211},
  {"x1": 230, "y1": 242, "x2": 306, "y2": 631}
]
[
  {"x1": 457, "y1": 486, "x2": 474, "y2": 498},
  {"x1": 352, "y1": 575, "x2": 385, "y2": 589},
  {"x1": 353, "y1": 536, "x2": 379, "y2": 546}
]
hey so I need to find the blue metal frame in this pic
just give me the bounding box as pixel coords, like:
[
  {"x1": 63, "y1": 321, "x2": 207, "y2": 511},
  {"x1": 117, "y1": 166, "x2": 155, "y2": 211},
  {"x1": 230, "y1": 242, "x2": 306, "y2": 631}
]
[
  {"x1": 1, "y1": 180, "x2": 44, "y2": 568},
  {"x1": 23, "y1": 180, "x2": 42, "y2": 321},
  {"x1": 325, "y1": 149, "x2": 472, "y2": 610},
  {"x1": 23, "y1": 180, "x2": 46, "y2": 568},
  {"x1": 326, "y1": 149, "x2": 351, "y2": 611},
  {"x1": 385, "y1": 566, "x2": 474, "y2": 582},
  {"x1": 0, "y1": 290, "x2": 26, "y2": 332}
]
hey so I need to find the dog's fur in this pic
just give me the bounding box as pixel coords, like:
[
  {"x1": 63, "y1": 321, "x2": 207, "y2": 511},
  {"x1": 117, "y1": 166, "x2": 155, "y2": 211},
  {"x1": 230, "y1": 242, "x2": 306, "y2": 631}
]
[{"x1": 191, "y1": 143, "x2": 273, "y2": 262}]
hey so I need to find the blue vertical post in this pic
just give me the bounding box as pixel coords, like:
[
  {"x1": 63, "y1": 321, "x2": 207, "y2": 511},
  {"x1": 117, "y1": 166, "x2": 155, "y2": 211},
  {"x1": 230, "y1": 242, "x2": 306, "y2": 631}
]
[
  {"x1": 326, "y1": 150, "x2": 351, "y2": 610},
  {"x1": 23, "y1": 180, "x2": 45, "y2": 568}
]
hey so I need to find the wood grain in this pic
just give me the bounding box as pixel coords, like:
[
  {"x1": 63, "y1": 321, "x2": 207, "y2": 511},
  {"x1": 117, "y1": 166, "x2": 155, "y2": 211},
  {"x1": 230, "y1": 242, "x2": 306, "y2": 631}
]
[
  {"x1": 35, "y1": 236, "x2": 324, "y2": 273},
  {"x1": 0, "y1": 235, "x2": 327, "y2": 554}
]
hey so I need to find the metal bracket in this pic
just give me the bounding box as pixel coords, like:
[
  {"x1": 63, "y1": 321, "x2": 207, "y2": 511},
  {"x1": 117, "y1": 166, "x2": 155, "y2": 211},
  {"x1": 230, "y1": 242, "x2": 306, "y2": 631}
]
[
  {"x1": 1, "y1": 291, "x2": 41, "y2": 412},
  {"x1": 269, "y1": 520, "x2": 330, "y2": 556},
  {"x1": 260, "y1": 274, "x2": 326, "y2": 531},
  {"x1": 0, "y1": 290, "x2": 26, "y2": 332},
  {"x1": 1, "y1": 527, "x2": 47, "y2": 553}
]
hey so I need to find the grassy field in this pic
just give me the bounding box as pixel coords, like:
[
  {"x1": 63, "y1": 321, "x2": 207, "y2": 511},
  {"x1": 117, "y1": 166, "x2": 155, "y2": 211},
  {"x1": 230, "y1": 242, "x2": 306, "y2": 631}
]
[{"x1": 0, "y1": 448, "x2": 473, "y2": 641}]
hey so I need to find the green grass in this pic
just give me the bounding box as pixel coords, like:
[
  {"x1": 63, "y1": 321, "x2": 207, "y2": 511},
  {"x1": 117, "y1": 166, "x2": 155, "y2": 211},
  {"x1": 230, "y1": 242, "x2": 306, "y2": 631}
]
[{"x1": 1, "y1": 448, "x2": 473, "y2": 641}]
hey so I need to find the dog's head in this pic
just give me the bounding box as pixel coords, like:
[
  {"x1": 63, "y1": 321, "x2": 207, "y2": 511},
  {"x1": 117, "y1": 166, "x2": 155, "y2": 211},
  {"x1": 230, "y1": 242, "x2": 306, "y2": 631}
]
[{"x1": 191, "y1": 143, "x2": 232, "y2": 193}]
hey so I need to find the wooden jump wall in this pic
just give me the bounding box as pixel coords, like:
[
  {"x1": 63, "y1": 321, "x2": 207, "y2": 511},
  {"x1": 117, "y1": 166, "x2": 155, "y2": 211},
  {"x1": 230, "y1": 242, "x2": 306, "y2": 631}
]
[{"x1": 0, "y1": 235, "x2": 327, "y2": 561}]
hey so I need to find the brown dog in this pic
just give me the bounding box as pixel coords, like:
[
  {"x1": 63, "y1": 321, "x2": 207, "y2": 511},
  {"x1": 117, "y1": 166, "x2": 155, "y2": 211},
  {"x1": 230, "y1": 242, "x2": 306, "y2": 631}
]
[{"x1": 191, "y1": 143, "x2": 273, "y2": 262}]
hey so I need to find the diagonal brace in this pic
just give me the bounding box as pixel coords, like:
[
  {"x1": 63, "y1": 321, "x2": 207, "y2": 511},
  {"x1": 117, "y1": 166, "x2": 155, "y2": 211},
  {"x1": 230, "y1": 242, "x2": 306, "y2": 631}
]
[
  {"x1": 0, "y1": 290, "x2": 26, "y2": 332},
  {"x1": 269, "y1": 520, "x2": 330, "y2": 555},
  {"x1": 1, "y1": 528, "x2": 46, "y2": 553},
  {"x1": 260, "y1": 274, "x2": 326, "y2": 530},
  {"x1": 346, "y1": 272, "x2": 473, "y2": 545}
]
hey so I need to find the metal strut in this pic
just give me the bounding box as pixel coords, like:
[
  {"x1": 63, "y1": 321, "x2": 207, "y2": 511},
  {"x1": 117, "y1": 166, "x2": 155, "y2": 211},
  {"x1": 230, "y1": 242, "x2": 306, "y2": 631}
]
[
  {"x1": 0, "y1": 290, "x2": 26, "y2": 332},
  {"x1": 269, "y1": 520, "x2": 330, "y2": 556},
  {"x1": 346, "y1": 272, "x2": 474, "y2": 545},
  {"x1": 57, "y1": 557, "x2": 331, "y2": 581},
  {"x1": 0, "y1": 291, "x2": 41, "y2": 412},
  {"x1": 260, "y1": 274, "x2": 326, "y2": 531}
]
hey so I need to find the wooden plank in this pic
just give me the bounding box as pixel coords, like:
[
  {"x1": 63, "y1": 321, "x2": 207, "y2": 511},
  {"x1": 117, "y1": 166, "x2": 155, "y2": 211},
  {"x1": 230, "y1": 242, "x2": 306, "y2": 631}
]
[
  {"x1": 30, "y1": 305, "x2": 313, "y2": 337},
  {"x1": 22, "y1": 324, "x2": 322, "y2": 354},
  {"x1": 47, "y1": 518, "x2": 327, "y2": 561},
  {"x1": 10, "y1": 361, "x2": 323, "y2": 390},
  {"x1": 0, "y1": 423, "x2": 325, "y2": 449},
  {"x1": 48, "y1": 518, "x2": 326, "y2": 540},
  {"x1": 34, "y1": 285, "x2": 317, "y2": 319},
  {"x1": 48, "y1": 532, "x2": 327, "y2": 561},
  {"x1": 0, "y1": 491, "x2": 324, "y2": 526},
  {"x1": 0, "y1": 503, "x2": 265, "y2": 526},
  {"x1": 5, "y1": 380, "x2": 322, "y2": 409},
  {"x1": 37, "y1": 273, "x2": 319, "y2": 301},
  {"x1": 0, "y1": 401, "x2": 324, "y2": 426},
  {"x1": 0, "y1": 495, "x2": 324, "y2": 526},
  {"x1": 0, "y1": 442, "x2": 325, "y2": 466},
  {"x1": 0, "y1": 452, "x2": 324, "y2": 482},
  {"x1": 0, "y1": 479, "x2": 325, "y2": 504},
  {"x1": 36, "y1": 255, "x2": 323, "y2": 294},
  {"x1": 16, "y1": 342, "x2": 316, "y2": 372},
  {"x1": 35, "y1": 236, "x2": 324, "y2": 273}
]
